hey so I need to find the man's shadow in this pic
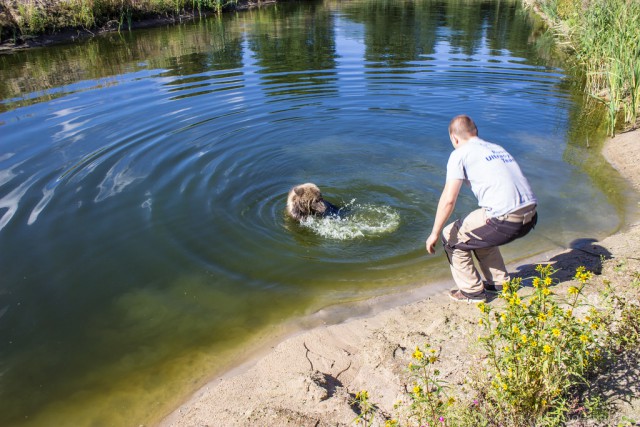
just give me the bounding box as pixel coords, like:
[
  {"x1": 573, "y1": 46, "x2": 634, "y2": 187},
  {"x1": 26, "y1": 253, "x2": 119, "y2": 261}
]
[{"x1": 510, "y1": 237, "x2": 613, "y2": 288}]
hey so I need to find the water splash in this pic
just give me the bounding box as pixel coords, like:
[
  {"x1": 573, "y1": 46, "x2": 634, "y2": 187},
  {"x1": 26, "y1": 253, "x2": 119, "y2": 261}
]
[{"x1": 300, "y1": 200, "x2": 400, "y2": 240}]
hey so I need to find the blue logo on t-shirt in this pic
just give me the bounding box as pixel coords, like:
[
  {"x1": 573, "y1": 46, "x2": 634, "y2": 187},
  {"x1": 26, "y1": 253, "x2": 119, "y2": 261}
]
[{"x1": 485, "y1": 149, "x2": 514, "y2": 163}]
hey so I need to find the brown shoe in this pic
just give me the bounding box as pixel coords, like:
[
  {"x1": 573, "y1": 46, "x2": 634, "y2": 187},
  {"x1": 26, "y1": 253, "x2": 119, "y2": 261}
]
[{"x1": 449, "y1": 289, "x2": 486, "y2": 303}]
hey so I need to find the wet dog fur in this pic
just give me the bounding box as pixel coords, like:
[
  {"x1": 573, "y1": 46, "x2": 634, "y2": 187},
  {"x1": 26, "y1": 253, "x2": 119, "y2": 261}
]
[{"x1": 286, "y1": 183, "x2": 340, "y2": 222}]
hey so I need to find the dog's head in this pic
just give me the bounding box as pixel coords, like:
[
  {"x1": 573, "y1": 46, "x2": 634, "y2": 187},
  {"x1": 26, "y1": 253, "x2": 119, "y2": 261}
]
[{"x1": 286, "y1": 183, "x2": 327, "y2": 221}]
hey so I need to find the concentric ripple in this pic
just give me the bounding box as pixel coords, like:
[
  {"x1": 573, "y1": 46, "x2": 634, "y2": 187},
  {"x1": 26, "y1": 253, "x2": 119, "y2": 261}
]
[{"x1": 0, "y1": 2, "x2": 624, "y2": 427}]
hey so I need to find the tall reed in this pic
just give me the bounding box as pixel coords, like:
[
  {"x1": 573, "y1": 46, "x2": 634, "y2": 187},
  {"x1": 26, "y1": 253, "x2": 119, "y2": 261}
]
[{"x1": 530, "y1": 0, "x2": 640, "y2": 134}]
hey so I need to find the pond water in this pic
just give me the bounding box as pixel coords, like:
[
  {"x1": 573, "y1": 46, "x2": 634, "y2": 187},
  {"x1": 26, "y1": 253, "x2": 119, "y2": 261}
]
[{"x1": 0, "y1": 0, "x2": 624, "y2": 425}]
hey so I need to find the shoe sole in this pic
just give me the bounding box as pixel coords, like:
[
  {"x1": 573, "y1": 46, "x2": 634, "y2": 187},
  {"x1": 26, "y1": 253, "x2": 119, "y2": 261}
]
[{"x1": 448, "y1": 292, "x2": 486, "y2": 303}]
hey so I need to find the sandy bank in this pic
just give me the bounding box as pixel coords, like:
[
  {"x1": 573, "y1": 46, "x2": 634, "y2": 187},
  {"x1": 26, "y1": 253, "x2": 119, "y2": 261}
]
[{"x1": 158, "y1": 129, "x2": 640, "y2": 426}]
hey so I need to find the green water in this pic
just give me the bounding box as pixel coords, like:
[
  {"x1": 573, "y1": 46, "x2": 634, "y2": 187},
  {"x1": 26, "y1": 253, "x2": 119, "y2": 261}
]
[{"x1": 0, "y1": 0, "x2": 626, "y2": 425}]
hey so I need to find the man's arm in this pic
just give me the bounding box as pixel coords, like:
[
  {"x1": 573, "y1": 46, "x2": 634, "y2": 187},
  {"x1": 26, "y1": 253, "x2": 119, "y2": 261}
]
[{"x1": 425, "y1": 179, "x2": 463, "y2": 254}]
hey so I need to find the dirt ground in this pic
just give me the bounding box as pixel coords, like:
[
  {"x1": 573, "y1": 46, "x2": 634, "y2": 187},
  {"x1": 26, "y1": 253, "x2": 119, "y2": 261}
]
[{"x1": 158, "y1": 131, "x2": 640, "y2": 426}]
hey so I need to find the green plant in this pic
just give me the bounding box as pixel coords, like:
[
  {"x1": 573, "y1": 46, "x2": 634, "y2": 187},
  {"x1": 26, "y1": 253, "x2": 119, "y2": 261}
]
[
  {"x1": 597, "y1": 280, "x2": 640, "y2": 352},
  {"x1": 352, "y1": 390, "x2": 377, "y2": 427},
  {"x1": 632, "y1": 271, "x2": 640, "y2": 288},
  {"x1": 534, "y1": 0, "x2": 640, "y2": 134},
  {"x1": 407, "y1": 344, "x2": 453, "y2": 426},
  {"x1": 474, "y1": 265, "x2": 605, "y2": 426},
  {"x1": 582, "y1": 395, "x2": 610, "y2": 422},
  {"x1": 618, "y1": 416, "x2": 640, "y2": 427},
  {"x1": 356, "y1": 264, "x2": 640, "y2": 426}
]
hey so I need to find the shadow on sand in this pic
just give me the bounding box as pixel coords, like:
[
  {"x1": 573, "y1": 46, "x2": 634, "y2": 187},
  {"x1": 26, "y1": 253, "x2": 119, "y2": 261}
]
[
  {"x1": 483, "y1": 237, "x2": 613, "y2": 304},
  {"x1": 514, "y1": 237, "x2": 613, "y2": 287}
]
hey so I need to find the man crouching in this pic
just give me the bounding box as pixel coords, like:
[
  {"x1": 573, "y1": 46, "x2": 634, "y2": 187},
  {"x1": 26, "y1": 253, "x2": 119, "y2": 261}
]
[{"x1": 425, "y1": 115, "x2": 538, "y2": 303}]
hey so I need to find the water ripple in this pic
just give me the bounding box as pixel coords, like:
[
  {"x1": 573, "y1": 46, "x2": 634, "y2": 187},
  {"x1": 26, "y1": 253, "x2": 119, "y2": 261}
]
[{"x1": 0, "y1": 3, "x2": 622, "y2": 427}]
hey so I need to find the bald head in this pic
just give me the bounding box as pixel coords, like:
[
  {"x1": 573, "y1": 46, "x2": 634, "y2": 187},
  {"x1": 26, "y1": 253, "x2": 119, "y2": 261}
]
[{"x1": 449, "y1": 115, "x2": 478, "y2": 140}]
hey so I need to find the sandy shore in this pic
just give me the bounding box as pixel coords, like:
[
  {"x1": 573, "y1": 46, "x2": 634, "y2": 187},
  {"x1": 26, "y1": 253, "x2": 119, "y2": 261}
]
[{"x1": 159, "y1": 129, "x2": 640, "y2": 426}]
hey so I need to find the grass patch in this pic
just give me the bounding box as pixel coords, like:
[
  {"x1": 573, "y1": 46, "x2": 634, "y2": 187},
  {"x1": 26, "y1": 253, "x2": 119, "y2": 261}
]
[
  {"x1": 526, "y1": 0, "x2": 640, "y2": 135},
  {"x1": 0, "y1": 0, "x2": 239, "y2": 41}
]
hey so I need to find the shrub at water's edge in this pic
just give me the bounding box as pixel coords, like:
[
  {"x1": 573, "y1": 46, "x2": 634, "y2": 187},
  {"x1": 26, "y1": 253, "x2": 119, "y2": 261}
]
[
  {"x1": 353, "y1": 265, "x2": 640, "y2": 426},
  {"x1": 525, "y1": 0, "x2": 640, "y2": 135},
  {"x1": 0, "y1": 0, "x2": 242, "y2": 42}
]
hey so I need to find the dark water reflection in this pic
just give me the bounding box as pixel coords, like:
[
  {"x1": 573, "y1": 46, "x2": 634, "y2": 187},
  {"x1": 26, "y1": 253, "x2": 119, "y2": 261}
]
[{"x1": 0, "y1": 0, "x2": 625, "y2": 425}]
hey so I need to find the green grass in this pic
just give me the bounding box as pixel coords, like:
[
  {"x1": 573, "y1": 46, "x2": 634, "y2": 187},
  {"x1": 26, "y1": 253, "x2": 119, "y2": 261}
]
[
  {"x1": 527, "y1": 0, "x2": 640, "y2": 135},
  {"x1": 0, "y1": 0, "x2": 239, "y2": 41}
]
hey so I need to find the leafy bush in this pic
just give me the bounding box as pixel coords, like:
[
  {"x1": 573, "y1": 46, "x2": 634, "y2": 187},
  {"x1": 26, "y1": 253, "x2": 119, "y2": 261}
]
[
  {"x1": 356, "y1": 265, "x2": 640, "y2": 426},
  {"x1": 473, "y1": 265, "x2": 604, "y2": 426}
]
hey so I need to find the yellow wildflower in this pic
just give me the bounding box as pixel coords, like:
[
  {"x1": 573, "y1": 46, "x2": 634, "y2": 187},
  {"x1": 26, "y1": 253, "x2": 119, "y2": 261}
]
[
  {"x1": 552, "y1": 328, "x2": 561, "y2": 337},
  {"x1": 537, "y1": 313, "x2": 547, "y2": 322},
  {"x1": 542, "y1": 288, "x2": 551, "y2": 296},
  {"x1": 543, "y1": 344, "x2": 552, "y2": 354},
  {"x1": 568, "y1": 286, "x2": 579, "y2": 295},
  {"x1": 521, "y1": 334, "x2": 528, "y2": 344},
  {"x1": 574, "y1": 267, "x2": 593, "y2": 284},
  {"x1": 543, "y1": 277, "x2": 553, "y2": 286},
  {"x1": 412, "y1": 347, "x2": 423, "y2": 360},
  {"x1": 532, "y1": 277, "x2": 541, "y2": 288},
  {"x1": 579, "y1": 334, "x2": 588, "y2": 343},
  {"x1": 413, "y1": 385, "x2": 421, "y2": 395},
  {"x1": 512, "y1": 325, "x2": 520, "y2": 334},
  {"x1": 356, "y1": 390, "x2": 369, "y2": 400}
]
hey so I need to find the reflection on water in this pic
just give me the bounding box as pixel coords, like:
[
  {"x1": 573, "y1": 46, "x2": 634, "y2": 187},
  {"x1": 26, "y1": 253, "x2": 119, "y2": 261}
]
[{"x1": 0, "y1": 0, "x2": 625, "y2": 426}]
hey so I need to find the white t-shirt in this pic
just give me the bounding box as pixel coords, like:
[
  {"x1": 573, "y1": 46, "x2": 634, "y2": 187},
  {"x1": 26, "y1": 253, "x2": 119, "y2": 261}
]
[{"x1": 446, "y1": 137, "x2": 537, "y2": 218}]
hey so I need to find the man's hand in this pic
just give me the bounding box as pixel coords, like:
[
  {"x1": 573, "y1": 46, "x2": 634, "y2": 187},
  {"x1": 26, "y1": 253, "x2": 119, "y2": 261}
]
[
  {"x1": 425, "y1": 179, "x2": 462, "y2": 255},
  {"x1": 425, "y1": 232, "x2": 439, "y2": 254}
]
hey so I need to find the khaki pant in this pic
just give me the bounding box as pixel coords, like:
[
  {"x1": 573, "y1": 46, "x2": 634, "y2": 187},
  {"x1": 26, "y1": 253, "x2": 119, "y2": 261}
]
[{"x1": 441, "y1": 207, "x2": 537, "y2": 296}]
